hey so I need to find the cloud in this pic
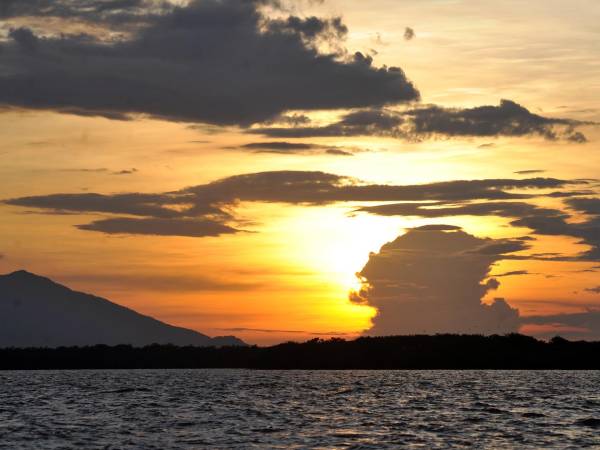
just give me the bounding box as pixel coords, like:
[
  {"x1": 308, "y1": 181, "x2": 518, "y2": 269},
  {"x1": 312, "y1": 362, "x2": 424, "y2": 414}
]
[
  {"x1": 412, "y1": 224, "x2": 462, "y2": 232},
  {"x1": 0, "y1": 0, "x2": 170, "y2": 25},
  {"x1": 403, "y1": 27, "x2": 415, "y2": 41},
  {"x1": 6, "y1": 192, "x2": 191, "y2": 218},
  {"x1": 492, "y1": 270, "x2": 534, "y2": 277},
  {"x1": 4, "y1": 170, "x2": 589, "y2": 238},
  {"x1": 112, "y1": 168, "x2": 138, "y2": 175},
  {"x1": 77, "y1": 217, "x2": 239, "y2": 238},
  {"x1": 356, "y1": 194, "x2": 600, "y2": 263},
  {"x1": 567, "y1": 197, "x2": 600, "y2": 215},
  {"x1": 233, "y1": 141, "x2": 355, "y2": 156},
  {"x1": 510, "y1": 206, "x2": 600, "y2": 262},
  {"x1": 350, "y1": 227, "x2": 521, "y2": 335},
  {"x1": 585, "y1": 287, "x2": 600, "y2": 294},
  {"x1": 251, "y1": 100, "x2": 593, "y2": 142},
  {"x1": 356, "y1": 201, "x2": 562, "y2": 219},
  {"x1": 515, "y1": 170, "x2": 546, "y2": 175},
  {"x1": 0, "y1": 0, "x2": 419, "y2": 125},
  {"x1": 349, "y1": 226, "x2": 600, "y2": 339}
]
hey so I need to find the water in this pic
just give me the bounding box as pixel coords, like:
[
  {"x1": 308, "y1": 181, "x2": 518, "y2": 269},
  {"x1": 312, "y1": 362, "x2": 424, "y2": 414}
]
[{"x1": 1, "y1": 370, "x2": 599, "y2": 449}]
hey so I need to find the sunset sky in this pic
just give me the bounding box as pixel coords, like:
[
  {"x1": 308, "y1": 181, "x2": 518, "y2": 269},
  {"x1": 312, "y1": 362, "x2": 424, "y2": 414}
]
[{"x1": 1, "y1": 0, "x2": 600, "y2": 344}]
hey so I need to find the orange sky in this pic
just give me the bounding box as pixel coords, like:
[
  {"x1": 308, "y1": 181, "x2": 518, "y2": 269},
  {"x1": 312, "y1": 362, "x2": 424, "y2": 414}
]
[{"x1": 1, "y1": 0, "x2": 600, "y2": 344}]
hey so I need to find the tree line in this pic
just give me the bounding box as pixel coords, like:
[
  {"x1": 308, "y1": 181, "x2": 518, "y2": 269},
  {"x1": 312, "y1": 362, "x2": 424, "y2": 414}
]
[{"x1": 1, "y1": 334, "x2": 599, "y2": 370}]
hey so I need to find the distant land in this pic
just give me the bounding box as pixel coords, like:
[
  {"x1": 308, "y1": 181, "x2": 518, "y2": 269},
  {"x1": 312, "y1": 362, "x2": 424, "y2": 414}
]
[
  {"x1": 1, "y1": 335, "x2": 600, "y2": 370},
  {"x1": 0, "y1": 270, "x2": 245, "y2": 348}
]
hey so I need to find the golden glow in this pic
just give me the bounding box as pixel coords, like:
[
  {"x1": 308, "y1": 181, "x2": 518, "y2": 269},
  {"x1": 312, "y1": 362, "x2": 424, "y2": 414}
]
[{"x1": 2, "y1": 1, "x2": 600, "y2": 344}]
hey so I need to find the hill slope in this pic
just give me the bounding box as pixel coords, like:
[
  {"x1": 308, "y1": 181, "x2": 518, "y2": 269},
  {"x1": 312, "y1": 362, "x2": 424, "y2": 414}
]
[{"x1": 0, "y1": 270, "x2": 244, "y2": 348}]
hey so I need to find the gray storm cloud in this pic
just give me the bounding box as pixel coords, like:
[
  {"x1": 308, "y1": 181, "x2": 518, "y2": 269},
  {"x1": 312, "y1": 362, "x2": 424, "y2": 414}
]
[
  {"x1": 0, "y1": 0, "x2": 419, "y2": 125},
  {"x1": 350, "y1": 227, "x2": 522, "y2": 335}
]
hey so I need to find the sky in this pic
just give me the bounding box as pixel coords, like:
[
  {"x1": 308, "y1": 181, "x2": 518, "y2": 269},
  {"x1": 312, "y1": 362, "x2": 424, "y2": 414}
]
[{"x1": 1, "y1": 0, "x2": 600, "y2": 345}]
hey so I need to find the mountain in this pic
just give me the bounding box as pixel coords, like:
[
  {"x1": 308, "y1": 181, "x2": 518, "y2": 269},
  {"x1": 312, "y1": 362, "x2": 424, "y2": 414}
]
[{"x1": 0, "y1": 270, "x2": 245, "y2": 348}]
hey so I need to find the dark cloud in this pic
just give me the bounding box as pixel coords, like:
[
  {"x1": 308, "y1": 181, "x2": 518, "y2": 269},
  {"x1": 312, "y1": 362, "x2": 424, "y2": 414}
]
[
  {"x1": 492, "y1": 270, "x2": 533, "y2": 277},
  {"x1": 357, "y1": 195, "x2": 600, "y2": 262},
  {"x1": 6, "y1": 193, "x2": 189, "y2": 218},
  {"x1": 356, "y1": 201, "x2": 561, "y2": 219},
  {"x1": 0, "y1": 0, "x2": 419, "y2": 125},
  {"x1": 350, "y1": 226, "x2": 600, "y2": 339},
  {"x1": 252, "y1": 108, "x2": 406, "y2": 138},
  {"x1": 77, "y1": 217, "x2": 239, "y2": 238},
  {"x1": 4, "y1": 170, "x2": 588, "y2": 238},
  {"x1": 0, "y1": 0, "x2": 174, "y2": 29},
  {"x1": 403, "y1": 100, "x2": 591, "y2": 142},
  {"x1": 187, "y1": 172, "x2": 578, "y2": 204},
  {"x1": 263, "y1": 113, "x2": 311, "y2": 127},
  {"x1": 350, "y1": 227, "x2": 521, "y2": 335},
  {"x1": 0, "y1": 0, "x2": 159, "y2": 18},
  {"x1": 471, "y1": 240, "x2": 530, "y2": 255},
  {"x1": 234, "y1": 141, "x2": 354, "y2": 156},
  {"x1": 112, "y1": 168, "x2": 138, "y2": 175},
  {"x1": 510, "y1": 208, "x2": 600, "y2": 262},
  {"x1": 325, "y1": 148, "x2": 354, "y2": 156},
  {"x1": 403, "y1": 27, "x2": 415, "y2": 41},
  {"x1": 252, "y1": 100, "x2": 593, "y2": 142},
  {"x1": 8, "y1": 27, "x2": 40, "y2": 53},
  {"x1": 413, "y1": 224, "x2": 462, "y2": 231},
  {"x1": 567, "y1": 197, "x2": 600, "y2": 215},
  {"x1": 515, "y1": 170, "x2": 546, "y2": 175},
  {"x1": 585, "y1": 287, "x2": 600, "y2": 294}
]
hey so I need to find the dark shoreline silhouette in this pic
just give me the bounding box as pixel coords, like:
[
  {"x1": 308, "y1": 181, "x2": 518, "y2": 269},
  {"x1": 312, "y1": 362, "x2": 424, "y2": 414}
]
[{"x1": 2, "y1": 334, "x2": 600, "y2": 370}]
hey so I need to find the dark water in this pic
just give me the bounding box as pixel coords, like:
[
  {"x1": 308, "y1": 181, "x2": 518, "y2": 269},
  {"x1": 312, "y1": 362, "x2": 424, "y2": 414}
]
[{"x1": 1, "y1": 370, "x2": 600, "y2": 449}]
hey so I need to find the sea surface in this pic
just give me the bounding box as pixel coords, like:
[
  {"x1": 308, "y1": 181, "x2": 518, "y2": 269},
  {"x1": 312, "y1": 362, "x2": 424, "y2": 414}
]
[{"x1": 1, "y1": 370, "x2": 600, "y2": 449}]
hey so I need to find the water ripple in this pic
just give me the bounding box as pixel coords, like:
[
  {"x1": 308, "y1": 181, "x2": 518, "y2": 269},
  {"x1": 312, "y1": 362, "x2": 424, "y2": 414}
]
[{"x1": 0, "y1": 370, "x2": 599, "y2": 449}]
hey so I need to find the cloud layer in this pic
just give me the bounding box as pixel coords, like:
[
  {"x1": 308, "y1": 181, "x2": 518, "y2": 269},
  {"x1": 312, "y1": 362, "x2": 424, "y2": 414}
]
[
  {"x1": 4, "y1": 170, "x2": 593, "y2": 240},
  {"x1": 252, "y1": 100, "x2": 592, "y2": 142},
  {"x1": 352, "y1": 226, "x2": 600, "y2": 339}
]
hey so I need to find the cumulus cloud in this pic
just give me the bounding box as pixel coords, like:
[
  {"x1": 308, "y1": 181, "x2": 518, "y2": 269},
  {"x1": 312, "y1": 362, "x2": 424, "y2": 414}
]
[
  {"x1": 350, "y1": 226, "x2": 600, "y2": 339},
  {"x1": 4, "y1": 170, "x2": 589, "y2": 238},
  {"x1": 252, "y1": 100, "x2": 593, "y2": 142},
  {"x1": 350, "y1": 227, "x2": 521, "y2": 335},
  {"x1": 403, "y1": 27, "x2": 415, "y2": 41},
  {"x1": 0, "y1": 0, "x2": 419, "y2": 125}
]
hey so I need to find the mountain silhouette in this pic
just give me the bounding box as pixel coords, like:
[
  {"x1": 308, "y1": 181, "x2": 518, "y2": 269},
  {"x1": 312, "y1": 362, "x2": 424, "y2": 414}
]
[{"x1": 0, "y1": 270, "x2": 245, "y2": 348}]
